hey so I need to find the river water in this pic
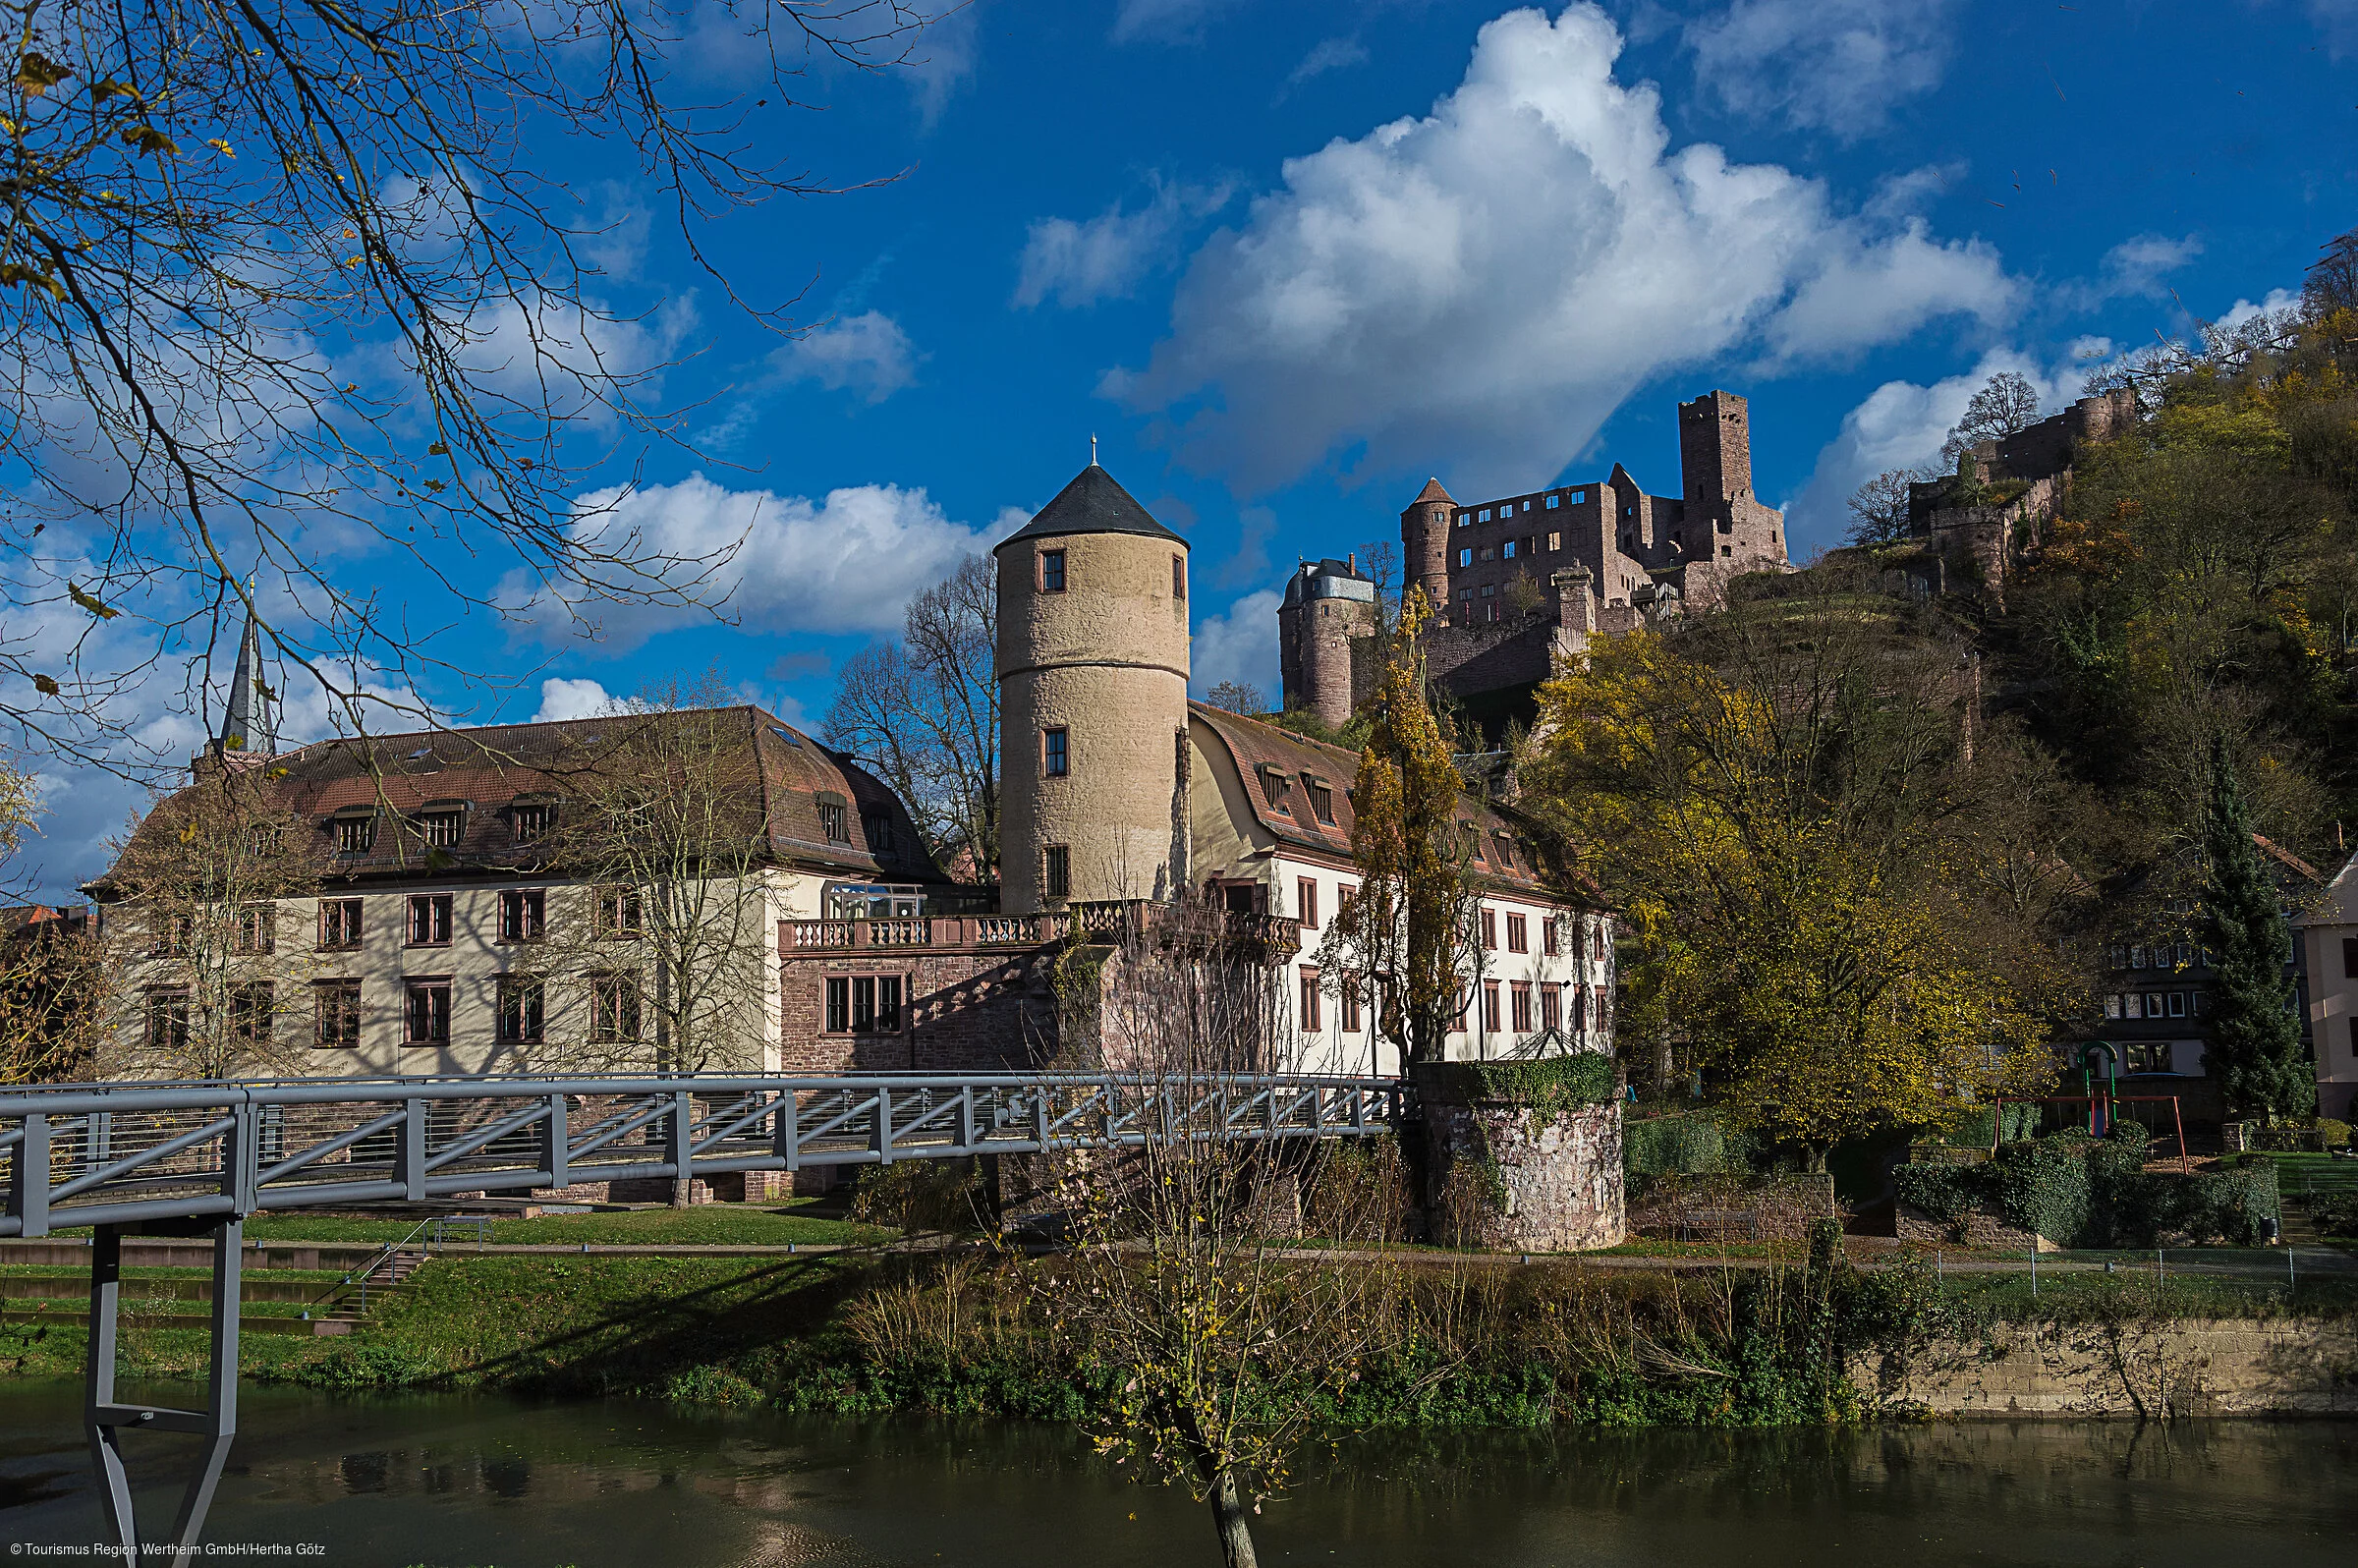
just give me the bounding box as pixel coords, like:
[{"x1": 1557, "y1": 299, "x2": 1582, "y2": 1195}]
[{"x1": 2, "y1": 1384, "x2": 2352, "y2": 1567}]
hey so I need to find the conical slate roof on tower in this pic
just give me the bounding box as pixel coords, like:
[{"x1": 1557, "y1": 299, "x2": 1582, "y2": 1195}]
[{"x1": 995, "y1": 463, "x2": 1186, "y2": 549}]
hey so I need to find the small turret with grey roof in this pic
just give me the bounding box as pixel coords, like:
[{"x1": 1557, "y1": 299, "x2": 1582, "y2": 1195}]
[{"x1": 1278, "y1": 556, "x2": 1380, "y2": 730}]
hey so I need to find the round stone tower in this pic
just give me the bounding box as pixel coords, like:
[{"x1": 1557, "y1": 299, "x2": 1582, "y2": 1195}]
[
  {"x1": 1399, "y1": 476, "x2": 1454, "y2": 612},
  {"x1": 1277, "y1": 558, "x2": 1377, "y2": 730},
  {"x1": 994, "y1": 463, "x2": 1191, "y2": 915}
]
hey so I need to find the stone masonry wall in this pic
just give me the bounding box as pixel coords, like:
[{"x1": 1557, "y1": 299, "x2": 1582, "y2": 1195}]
[{"x1": 1423, "y1": 1095, "x2": 1626, "y2": 1251}]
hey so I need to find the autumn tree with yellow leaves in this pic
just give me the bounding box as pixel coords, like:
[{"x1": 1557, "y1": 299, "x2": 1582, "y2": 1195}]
[
  {"x1": 1313, "y1": 588, "x2": 1484, "y2": 1068},
  {"x1": 1523, "y1": 575, "x2": 2077, "y2": 1164}
]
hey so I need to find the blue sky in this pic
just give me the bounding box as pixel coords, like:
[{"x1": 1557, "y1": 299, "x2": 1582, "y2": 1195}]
[{"x1": 17, "y1": 0, "x2": 2358, "y2": 894}]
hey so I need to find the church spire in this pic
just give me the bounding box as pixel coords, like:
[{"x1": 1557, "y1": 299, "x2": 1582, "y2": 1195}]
[{"x1": 217, "y1": 606, "x2": 275, "y2": 757}]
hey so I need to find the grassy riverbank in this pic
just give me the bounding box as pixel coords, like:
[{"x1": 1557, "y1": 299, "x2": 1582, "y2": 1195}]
[{"x1": 7, "y1": 1226, "x2": 2353, "y2": 1428}]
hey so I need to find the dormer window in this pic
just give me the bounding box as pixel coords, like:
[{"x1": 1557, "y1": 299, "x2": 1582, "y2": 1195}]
[
  {"x1": 1305, "y1": 776, "x2": 1334, "y2": 826},
  {"x1": 1492, "y1": 832, "x2": 1515, "y2": 870},
  {"x1": 1258, "y1": 766, "x2": 1292, "y2": 812},
  {"x1": 331, "y1": 808, "x2": 376, "y2": 854},
  {"x1": 513, "y1": 802, "x2": 555, "y2": 843},
  {"x1": 419, "y1": 808, "x2": 464, "y2": 848},
  {"x1": 863, "y1": 812, "x2": 895, "y2": 855},
  {"x1": 816, "y1": 792, "x2": 850, "y2": 845}
]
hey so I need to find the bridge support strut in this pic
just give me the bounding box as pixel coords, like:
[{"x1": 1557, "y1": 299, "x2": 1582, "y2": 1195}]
[{"x1": 85, "y1": 1217, "x2": 242, "y2": 1564}]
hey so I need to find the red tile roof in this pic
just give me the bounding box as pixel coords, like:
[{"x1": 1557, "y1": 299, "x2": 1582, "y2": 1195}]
[
  {"x1": 89, "y1": 707, "x2": 946, "y2": 891},
  {"x1": 1187, "y1": 702, "x2": 1583, "y2": 901}
]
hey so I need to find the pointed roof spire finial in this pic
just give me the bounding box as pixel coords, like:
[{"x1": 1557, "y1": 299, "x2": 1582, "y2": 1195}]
[
  {"x1": 1091, "y1": 432, "x2": 1098, "y2": 468},
  {"x1": 217, "y1": 581, "x2": 276, "y2": 759}
]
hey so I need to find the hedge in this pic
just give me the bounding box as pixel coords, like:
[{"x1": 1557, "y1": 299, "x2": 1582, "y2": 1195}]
[
  {"x1": 1624, "y1": 1111, "x2": 1755, "y2": 1179},
  {"x1": 1892, "y1": 1123, "x2": 2279, "y2": 1246},
  {"x1": 1922, "y1": 1102, "x2": 2043, "y2": 1148},
  {"x1": 1415, "y1": 1052, "x2": 1616, "y2": 1111}
]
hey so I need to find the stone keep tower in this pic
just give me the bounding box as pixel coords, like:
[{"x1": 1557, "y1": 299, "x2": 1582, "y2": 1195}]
[
  {"x1": 994, "y1": 463, "x2": 1192, "y2": 915},
  {"x1": 1399, "y1": 477, "x2": 1454, "y2": 611},
  {"x1": 1277, "y1": 558, "x2": 1378, "y2": 729}
]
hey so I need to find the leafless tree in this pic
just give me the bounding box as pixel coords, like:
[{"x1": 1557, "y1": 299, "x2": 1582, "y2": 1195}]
[
  {"x1": 0, "y1": 756, "x2": 99, "y2": 1080},
  {"x1": 1844, "y1": 467, "x2": 1932, "y2": 548},
  {"x1": 825, "y1": 555, "x2": 998, "y2": 880},
  {"x1": 93, "y1": 764, "x2": 320, "y2": 1079},
  {"x1": 1203, "y1": 681, "x2": 1264, "y2": 716},
  {"x1": 540, "y1": 675, "x2": 773, "y2": 1091},
  {"x1": 1038, "y1": 905, "x2": 1396, "y2": 1568},
  {"x1": 1940, "y1": 371, "x2": 2042, "y2": 465},
  {"x1": 0, "y1": 0, "x2": 937, "y2": 779}
]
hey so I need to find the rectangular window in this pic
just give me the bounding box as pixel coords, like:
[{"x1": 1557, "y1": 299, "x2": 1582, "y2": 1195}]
[
  {"x1": 1502, "y1": 539, "x2": 1517, "y2": 559},
  {"x1": 1478, "y1": 508, "x2": 1491, "y2": 522},
  {"x1": 1510, "y1": 982, "x2": 1532, "y2": 1034},
  {"x1": 825, "y1": 977, "x2": 850, "y2": 1034},
  {"x1": 1042, "y1": 844, "x2": 1071, "y2": 902},
  {"x1": 1172, "y1": 555, "x2": 1187, "y2": 601},
  {"x1": 2167, "y1": 991, "x2": 2187, "y2": 1018},
  {"x1": 407, "y1": 893, "x2": 453, "y2": 946},
  {"x1": 595, "y1": 887, "x2": 644, "y2": 937},
  {"x1": 863, "y1": 812, "x2": 895, "y2": 855},
  {"x1": 1299, "y1": 967, "x2": 1321, "y2": 1033},
  {"x1": 2146, "y1": 991, "x2": 2164, "y2": 1020},
  {"x1": 497, "y1": 978, "x2": 544, "y2": 1043},
  {"x1": 1259, "y1": 767, "x2": 1289, "y2": 810},
  {"x1": 2130, "y1": 945, "x2": 2148, "y2": 969},
  {"x1": 145, "y1": 989, "x2": 190, "y2": 1054},
  {"x1": 1043, "y1": 727, "x2": 1069, "y2": 778},
  {"x1": 1544, "y1": 918, "x2": 1559, "y2": 958},
  {"x1": 513, "y1": 803, "x2": 555, "y2": 843},
  {"x1": 1039, "y1": 548, "x2": 1067, "y2": 592},
  {"x1": 234, "y1": 903, "x2": 275, "y2": 954},
  {"x1": 2105, "y1": 993, "x2": 2122, "y2": 1020},
  {"x1": 825, "y1": 975, "x2": 903, "y2": 1033},
  {"x1": 1547, "y1": 532, "x2": 1562, "y2": 552},
  {"x1": 877, "y1": 975, "x2": 904, "y2": 1033},
  {"x1": 2107, "y1": 945, "x2": 2127, "y2": 970},
  {"x1": 2124, "y1": 993, "x2": 2143, "y2": 1019},
  {"x1": 1545, "y1": 494, "x2": 1560, "y2": 510},
  {"x1": 1492, "y1": 832, "x2": 1515, "y2": 869},
  {"x1": 1297, "y1": 877, "x2": 1319, "y2": 931},
  {"x1": 229, "y1": 981, "x2": 273, "y2": 1045},
  {"x1": 1339, "y1": 977, "x2": 1362, "y2": 1034},
  {"x1": 318, "y1": 898, "x2": 364, "y2": 950},
  {"x1": 499, "y1": 888, "x2": 545, "y2": 942},
  {"x1": 2343, "y1": 936, "x2": 2358, "y2": 980},
  {"x1": 1505, "y1": 913, "x2": 1527, "y2": 953},
  {"x1": 590, "y1": 975, "x2": 640, "y2": 1043},
  {"x1": 1309, "y1": 780, "x2": 1334, "y2": 825},
  {"x1": 853, "y1": 977, "x2": 876, "y2": 1030},
  {"x1": 1481, "y1": 908, "x2": 1496, "y2": 950},
  {"x1": 336, "y1": 814, "x2": 375, "y2": 853},
  {"x1": 404, "y1": 980, "x2": 451, "y2": 1045},
  {"x1": 1540, "y1": 983, "x2": 1561, "y2": 1032},
  {"x1": 420, "y1": 811, "x2": 463, "y2": 848},
  {"x1": 314, "y1": 980, "x2": 361, "y2": 1048},
  {"x1": 1458, "y1": 548, "x2": 1473, "y2": 567},
  {"x1": 1482, "y1": 981, "x2": 1501, "y2": 1034},
  {"x1": 817, "y1": 799, "x2": 849, "y2": 843},
  {"x1": 1451, "y1": 990, "x2": 1467, "y2": 1033},
  {"x1": 1337, "y1": 883, "x2": 1358, "y2": 921}
]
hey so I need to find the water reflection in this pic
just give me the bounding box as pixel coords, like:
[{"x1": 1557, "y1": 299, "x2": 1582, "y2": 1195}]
[{"x1": 0, "y1": 1383, "x2": 2350, "y2": 1567}]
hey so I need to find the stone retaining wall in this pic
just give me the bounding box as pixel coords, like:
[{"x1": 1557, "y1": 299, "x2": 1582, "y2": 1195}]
[
  {"x1": 1896, "y1": 1201, "x2": 2059, "y2": 1253},
  {"x1": 1862, "y1": 1317, "x2": 2358, "y2": 1417}
]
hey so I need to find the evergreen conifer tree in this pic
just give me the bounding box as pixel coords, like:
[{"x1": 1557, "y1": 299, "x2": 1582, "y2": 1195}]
[{"x1": 2198, "y1": 740, "x2": 2316, "y2": 1119}]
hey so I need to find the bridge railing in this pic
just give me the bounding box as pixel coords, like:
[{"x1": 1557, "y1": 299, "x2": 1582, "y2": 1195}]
[{"x1": 0, "y1": 1072, "x2": 1408, "y2": 1238}]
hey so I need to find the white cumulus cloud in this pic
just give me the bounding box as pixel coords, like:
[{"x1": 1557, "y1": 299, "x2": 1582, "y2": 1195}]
[
  {"x1": 1014, "y1": 180, "x2": 1233, "y2": 310},
  {"x1": 775, "y1": 310, "x2": 921, "y2": 404},
  {"x1": 526, "y1": 475, "x2": 1020, "y2": 649},
  {"x1": 1107, "y1": 4, "x2": 2016, "y2": 497},
  {"x1": 532, "y1": 677, "x2": 618, "y2": 722},
  {"x1": 1686, "y1": 0, "x2": 1960, "y2": 138},
  {"x1": 1190, "y1": 588, "x2": 1281, "y2": 703}
]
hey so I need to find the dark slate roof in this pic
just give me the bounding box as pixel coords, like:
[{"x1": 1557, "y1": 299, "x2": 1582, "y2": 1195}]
[{"x1": 995, "y1": 465, "x2": 1185, "y2": 550}]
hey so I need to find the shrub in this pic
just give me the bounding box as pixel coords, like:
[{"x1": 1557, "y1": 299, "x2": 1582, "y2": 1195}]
[
  {"x1": 1306, "y1": 1138, "x2": 1414, "y2": 1244},
  {"x1": 2311, "y1": 1191, "x2": 2358, "y2": 1238},
  {"x1": 1895, "y1": 1123, "x2": 2276, "y2": 1246},
  {"x1": 1417, "y1": 1052, "x2": 1615, "y2": 1111},
  {"x1": 1624, "y1": 1112, "x2": 1754, "y2": 1179},
  {"x1": 850, "y1": 1158, "x2": 985, "y2": 1233}
]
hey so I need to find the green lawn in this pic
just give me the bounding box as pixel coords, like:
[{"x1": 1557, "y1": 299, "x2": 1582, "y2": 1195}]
[
  {"x1": 2249, "y1": 1151, "x2": 2358, "y2": 1200},
  {"x1": 230, "y1": 1203, "x2": 890, "y2": 1248}
]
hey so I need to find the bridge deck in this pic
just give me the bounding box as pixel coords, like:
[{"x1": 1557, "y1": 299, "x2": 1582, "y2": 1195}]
[{"x1": 0, "y1": 1072, "x2": 1409, "y2": 1238}]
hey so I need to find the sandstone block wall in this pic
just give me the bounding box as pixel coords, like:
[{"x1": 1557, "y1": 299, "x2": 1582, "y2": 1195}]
[{"x1": 1862, "y1": 1317, "x2": 2358, "y2": 1418}]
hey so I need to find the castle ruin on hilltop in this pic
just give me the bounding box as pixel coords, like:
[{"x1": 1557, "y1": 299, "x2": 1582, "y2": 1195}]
[
  {"x1": 1279, "y1": 390, "x2": 1791, "y2": 733},
  {"x1": 1905, "y1": 386, "x2": 2141, "y2": 605}
]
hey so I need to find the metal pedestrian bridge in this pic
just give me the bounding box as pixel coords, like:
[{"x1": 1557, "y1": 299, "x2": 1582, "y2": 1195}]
[{"x1": 0, "y1": 1069, "x2": 1406, "y2": 1562}]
